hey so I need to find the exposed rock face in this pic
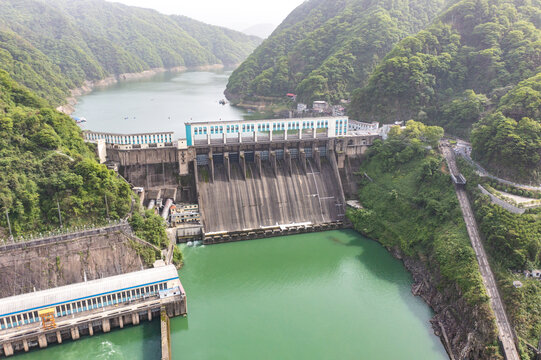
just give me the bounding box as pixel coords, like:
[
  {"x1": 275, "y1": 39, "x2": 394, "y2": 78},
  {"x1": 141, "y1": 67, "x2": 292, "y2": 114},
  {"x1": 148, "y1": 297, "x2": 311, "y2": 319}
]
[
  {"x1": 390, "y1": 247, "x2": 501, "y2": 360},
  {"x1": 0, "y1": 230, "x2": 145, "y2": 298}
]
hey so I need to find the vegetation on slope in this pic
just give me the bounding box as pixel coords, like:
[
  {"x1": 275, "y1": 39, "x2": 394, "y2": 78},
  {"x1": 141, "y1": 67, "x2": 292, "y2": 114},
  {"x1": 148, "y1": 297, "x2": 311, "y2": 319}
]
[
  {"x1": 457, "y1": 158, "x2": 541, "y2": 358},
  {"x1": 0, "y1": 0, "x2": 261, "y2": 105},
  {"x1": 348, "y1": 121, "x2": 500, "y2": 358},
  {"x1": 349, "y1": 0, "x2": 541, "y2": 179},
  {"x1": 129, "y1": 210, "x2": 183, "y2": 268},
  {"x1": 225, "y1": 0, "x2": 448, "y2": 105},
  {"x1": 0, "y1": 70, "x2": 132, "y2": 237},
  {"x1": 470, "y1": 73, "x2": 541, "y2": 180}
]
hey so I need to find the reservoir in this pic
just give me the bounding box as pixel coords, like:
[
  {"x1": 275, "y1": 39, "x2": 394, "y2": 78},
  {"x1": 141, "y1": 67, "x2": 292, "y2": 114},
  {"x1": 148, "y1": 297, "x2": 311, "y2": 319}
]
[
  {"x1": 14, "y1": 231, "x2": 447, "y2": 359},
  {"x1": 72, "y1": 70, "x2": 246, "y2": 138},
  {"x1": 14, "y1": 71, "x2": 448, "y2": 359}
]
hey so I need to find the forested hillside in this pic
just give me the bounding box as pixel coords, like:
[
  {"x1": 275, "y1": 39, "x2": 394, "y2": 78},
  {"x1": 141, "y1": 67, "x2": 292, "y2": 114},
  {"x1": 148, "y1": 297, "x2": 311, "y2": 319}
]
[
  {"x1": 0, "y1": 0, "x2": 261, "y2": 105},
  {"x1": 349, "y1": 0, "x2": 541, "y2": 180},
  {"x1": 348, "y1": 121, "x2": 500, "y2": 359},
  {"x1": 0, "y1": 70, "x2": 132, "y2": 236},
  {"x1": 225, "y1": 0, "x2": 449, "y2": 105},
  {"x1": 456, "y1": 158, "x2": 541, "y2": 358}
]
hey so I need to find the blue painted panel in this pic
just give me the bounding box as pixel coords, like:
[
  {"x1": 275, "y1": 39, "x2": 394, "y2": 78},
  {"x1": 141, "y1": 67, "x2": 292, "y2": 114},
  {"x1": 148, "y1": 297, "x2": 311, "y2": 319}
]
[{"x1": 186, "y1": 125, "x2": 192, "y2": 146}]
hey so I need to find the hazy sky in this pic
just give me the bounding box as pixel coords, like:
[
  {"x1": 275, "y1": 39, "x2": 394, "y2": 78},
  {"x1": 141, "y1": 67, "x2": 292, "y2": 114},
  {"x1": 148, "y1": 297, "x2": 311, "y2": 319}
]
[{"x1": 106, "y1": 0, "x2": 306, "y2": 32}]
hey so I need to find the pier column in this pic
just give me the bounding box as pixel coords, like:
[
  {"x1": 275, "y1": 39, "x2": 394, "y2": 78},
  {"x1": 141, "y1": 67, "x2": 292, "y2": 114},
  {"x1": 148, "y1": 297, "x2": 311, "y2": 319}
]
[
  {"x1": 207, "y1": 132, "x2": 210, "y2": 145},
  {"x1": 222, "y1": 132, "x2": 227, "y2": 144},
  {"x1": 285, "y1": 149, "x2": 292, "y2": 175},
  {"x1": 181, "y1": 294, "x2": 188, "y2": 315},
  {"x1": 284, "y1": 125, "x2": 288, "y2": 140},
  {"x1": 224, "y1": 152, "x2": 230, "y2": 181},
  {"x1": 270, "y1": 151, "x2": 277, "y2": 176},
  {"x1": 23, "y1": 339, "x2": 29, "y2": 352},
  {"x1": 119, "y1": 316, "x2": 124, "y2": 329},
  {"x1": 3, "y1": 343, "x2": 14, "y2": 356},
  {"x1": 255, "y1": 151, "x2": 262, "y2": 177},
  {"x1": 89, "y1": 323, "x2": 94, "y2": 336},
  {"x1": 38, "y1": 334, "x2": 48, "y2": 348},
  {"x1": 269, "y1": 130, "x2": 273, "y2": 142},
  {"x1": 299, "y1": 128, "x2": 302, "y2": 140},
  {"x1": 253, "y1": 130, "x2": 257, "y2": 142},
  {"x1": 337, "y1": 153, "x2": 346, "y2": 169},
  {"x1": 208, "y1": 149, "x2": 214, "y2": 183},
  {"x1": 55, "y1": 331, "x2": 62, "y2": 344},
  {"x1": 132, "y1": 312, "x2": 140, "y2": 325},
  {"x1": 102, "y1": 318, "x2": 111, "y2": 333},
  {"x1": 313, "y1": 127, "x2": 317, "y2": 138},
  {"x1": 148, "y1": 309, "x2": 152, "y2": 322},
  {"x1": 239, "y1": 151, "x2": 246, "y2": 180},
  {"x1": 314, "y1": 144, "x2": 321, "y2": 171},
  {"x1": 70, "y1": 326, "x2": 80, "y2": 340},
  {"x1": 300, "y1": 149, "x2": 307, "y2": 173},
  {"x1": 238, "y1": 132, "x2": 242, "y2": 143}
]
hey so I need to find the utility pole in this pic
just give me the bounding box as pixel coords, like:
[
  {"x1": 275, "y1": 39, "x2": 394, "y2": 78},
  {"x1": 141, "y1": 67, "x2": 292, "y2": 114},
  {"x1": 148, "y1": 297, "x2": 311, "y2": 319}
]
[
  {"x1": 56, "y1": 197, "x2": 63, "y2": 228},
  {"x1": 5, "y1": 209, "x2": 13, "y2": 241}
]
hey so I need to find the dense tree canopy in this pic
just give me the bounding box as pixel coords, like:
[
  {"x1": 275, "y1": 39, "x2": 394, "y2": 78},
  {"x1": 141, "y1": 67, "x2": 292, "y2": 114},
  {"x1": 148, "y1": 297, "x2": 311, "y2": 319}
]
[
  {"x1": 0, "y1": 0, "x2": 261, "y2": 105},
  {"x1": 225, "y1": 0, "x2": 447, "y2": 105},
  {"x1": 0, "y1": 70, "x2": 132, "y2": 236},
  {"x1": 471, "y1": 73, "x2": 541, "y2": 180},
  {"x1": 348, "y1": 0, "x2": 541, "y2": 180}
]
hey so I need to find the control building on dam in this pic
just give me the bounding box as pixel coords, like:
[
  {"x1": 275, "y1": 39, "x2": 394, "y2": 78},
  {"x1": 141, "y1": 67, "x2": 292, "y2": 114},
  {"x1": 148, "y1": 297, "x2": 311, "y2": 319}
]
[{"x1": 84, "y1": 117, "x2": 388, "y2": 242}]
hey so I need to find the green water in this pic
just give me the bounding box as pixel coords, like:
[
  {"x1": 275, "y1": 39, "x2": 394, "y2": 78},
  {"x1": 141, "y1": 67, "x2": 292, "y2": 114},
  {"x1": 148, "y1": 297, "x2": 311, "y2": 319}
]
[
  {"x1": 72, "y1": 70, "x2": 247, "y2": 138},
  {"x1": 16, "y1": 231, "x2": 448, "y2": 359}
]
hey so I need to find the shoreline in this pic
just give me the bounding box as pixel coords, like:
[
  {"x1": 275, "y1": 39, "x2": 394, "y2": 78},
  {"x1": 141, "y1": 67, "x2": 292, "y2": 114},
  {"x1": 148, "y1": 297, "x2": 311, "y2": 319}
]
[{"x1": 56, "y1": 64, "x2": 226, "y2": 115}]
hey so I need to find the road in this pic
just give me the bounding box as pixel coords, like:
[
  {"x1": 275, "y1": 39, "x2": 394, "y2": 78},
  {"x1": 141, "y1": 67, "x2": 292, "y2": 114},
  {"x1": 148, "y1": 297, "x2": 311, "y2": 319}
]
[
  {"x1": 452, "y1": 139, "x2": 541, "y2": 191},
  {"x1": 441, "y1": 144, "x2": 520, "y2": 360}
]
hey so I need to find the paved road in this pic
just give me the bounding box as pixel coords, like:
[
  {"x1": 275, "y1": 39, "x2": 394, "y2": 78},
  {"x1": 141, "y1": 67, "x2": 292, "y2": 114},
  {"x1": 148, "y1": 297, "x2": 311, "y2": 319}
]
[
  {"x1": 442, "y1": 144, "x2": 520, "y2": 360},
  {"x1": 452, "y1": 139, "x2": 541, "y2": 191}
]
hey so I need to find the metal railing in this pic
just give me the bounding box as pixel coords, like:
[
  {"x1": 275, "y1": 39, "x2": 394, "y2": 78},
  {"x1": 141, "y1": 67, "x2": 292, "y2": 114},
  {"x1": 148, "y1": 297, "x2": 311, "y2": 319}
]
[{"x1": 0, "y1": 220, "x2": 130, "y2": 251}]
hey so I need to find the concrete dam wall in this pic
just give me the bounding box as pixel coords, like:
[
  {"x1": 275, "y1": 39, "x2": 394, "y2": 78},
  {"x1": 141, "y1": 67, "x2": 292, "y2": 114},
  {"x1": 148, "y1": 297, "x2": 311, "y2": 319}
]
[{"x1": 196, "y1": 152, "x2": 346, "y2": 233}]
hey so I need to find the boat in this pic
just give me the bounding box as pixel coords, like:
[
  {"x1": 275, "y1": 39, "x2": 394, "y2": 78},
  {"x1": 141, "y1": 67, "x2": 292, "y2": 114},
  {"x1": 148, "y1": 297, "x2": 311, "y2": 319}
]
[{"x1": 71, "y1": 116, "x2": 87, "y2": 124}]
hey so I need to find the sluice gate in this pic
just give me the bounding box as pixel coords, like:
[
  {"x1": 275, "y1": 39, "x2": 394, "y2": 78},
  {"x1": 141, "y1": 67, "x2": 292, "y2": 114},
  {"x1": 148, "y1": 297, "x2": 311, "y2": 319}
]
[
  {"x1": 86, "y1": 117, "x2": 383, "y2": 242},
  {"x1": 196, "y1": 146, "x2": 346, "y2": 235}
]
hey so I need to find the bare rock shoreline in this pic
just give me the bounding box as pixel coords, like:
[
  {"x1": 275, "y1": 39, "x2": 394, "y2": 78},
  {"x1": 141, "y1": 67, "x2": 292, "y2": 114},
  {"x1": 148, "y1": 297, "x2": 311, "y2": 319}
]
[
  {"x1": 56, "y1": 64, "x2": 225, "y2": 115},
  {"x1": 389, "y1": 247, "x2": 500, "y2": 360}
]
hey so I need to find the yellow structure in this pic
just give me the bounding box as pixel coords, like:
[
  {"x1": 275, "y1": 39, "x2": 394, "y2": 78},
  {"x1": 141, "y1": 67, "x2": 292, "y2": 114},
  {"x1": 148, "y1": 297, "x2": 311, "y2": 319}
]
[{"x1": 38, "y1": 308, "x2": 56, "y2": 330}]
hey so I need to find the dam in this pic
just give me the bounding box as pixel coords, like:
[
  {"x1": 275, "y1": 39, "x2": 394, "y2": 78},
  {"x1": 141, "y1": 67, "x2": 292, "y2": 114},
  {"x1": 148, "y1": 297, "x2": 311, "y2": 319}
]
[{"x1": 85, "y1": 117, "x2": 387, "y2": 242}]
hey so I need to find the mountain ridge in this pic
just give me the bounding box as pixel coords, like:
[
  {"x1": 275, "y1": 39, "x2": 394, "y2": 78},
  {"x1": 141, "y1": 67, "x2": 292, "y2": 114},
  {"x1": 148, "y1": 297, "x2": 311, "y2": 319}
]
[{"x1": 0, "y1": 0, "x2": 261, "y2": 105}]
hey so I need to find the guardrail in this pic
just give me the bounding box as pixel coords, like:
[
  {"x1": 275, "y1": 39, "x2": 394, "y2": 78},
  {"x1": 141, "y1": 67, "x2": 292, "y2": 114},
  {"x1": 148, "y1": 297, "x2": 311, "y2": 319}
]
[
  {"x1": 478, "y1": 185, "x2": 525, "y2": 215},
  {"x1": 0, "y1": 220, "x2": 131, "y2": 252}
]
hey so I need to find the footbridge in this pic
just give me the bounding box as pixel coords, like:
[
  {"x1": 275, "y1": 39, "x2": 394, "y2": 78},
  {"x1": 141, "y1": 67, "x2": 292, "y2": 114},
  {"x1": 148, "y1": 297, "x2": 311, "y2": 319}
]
[{"x1": 84, "y1": 117, "x2": 387, "y2": 243}]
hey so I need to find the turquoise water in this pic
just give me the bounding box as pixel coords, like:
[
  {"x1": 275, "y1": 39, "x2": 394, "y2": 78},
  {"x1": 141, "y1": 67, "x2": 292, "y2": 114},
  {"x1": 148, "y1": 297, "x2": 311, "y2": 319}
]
[
  {"x1": 17, "y1": 72, "x2": 450, "y2": 359},
  {"x1": 16, "y1": 231, "x2": 447, "y2": 359},
  {"x1": 72, "y1": 70, "x2": 246, "y2": 138}
]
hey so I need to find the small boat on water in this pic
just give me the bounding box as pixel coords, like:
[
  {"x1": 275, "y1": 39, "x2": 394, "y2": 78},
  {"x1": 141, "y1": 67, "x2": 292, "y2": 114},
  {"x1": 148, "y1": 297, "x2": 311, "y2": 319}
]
[
  {"x1": 219, "y1": 99, "x2": 227, "y2": 105},
  {"x1": 71, "y1": 116, "x2": 87, "y2": 124}
]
